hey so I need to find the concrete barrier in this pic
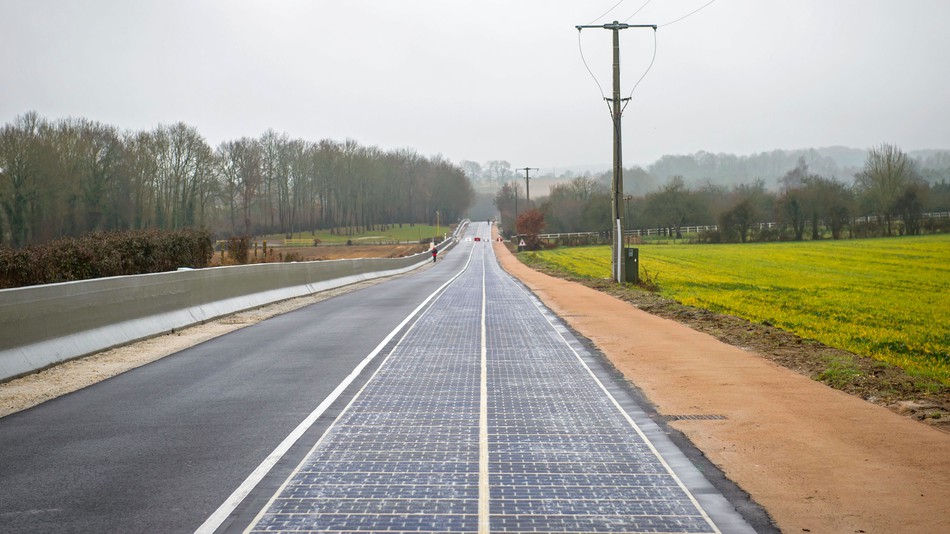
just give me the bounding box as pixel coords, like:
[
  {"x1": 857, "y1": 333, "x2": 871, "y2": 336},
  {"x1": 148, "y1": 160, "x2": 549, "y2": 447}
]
[{"x1": 0, "y1": 237, "x2": 458, "y2": 382}]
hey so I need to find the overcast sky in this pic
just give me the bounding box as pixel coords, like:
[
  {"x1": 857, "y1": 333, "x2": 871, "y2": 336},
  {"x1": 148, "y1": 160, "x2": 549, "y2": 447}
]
[{"x1": 2, "y1": 0, "x2": 948, "y2": 171}]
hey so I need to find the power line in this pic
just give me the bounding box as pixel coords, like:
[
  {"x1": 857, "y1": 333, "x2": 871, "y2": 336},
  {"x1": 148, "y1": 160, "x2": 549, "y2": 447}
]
[
  {"x1": 659, "y1": 0, "x2": 719, "y2": 27},
  {"x1": 623, "y1": 28, "x2": 657, "y2": 108},
  {"x1": 577, "y1": 30, "x2": 609, "y2": 103},
  {"x1": 587, "y1": 0, "x2": 629, "y2": 25},
  {"x1": 623, "y1": 0, "x2": 653, "y2": 23}
]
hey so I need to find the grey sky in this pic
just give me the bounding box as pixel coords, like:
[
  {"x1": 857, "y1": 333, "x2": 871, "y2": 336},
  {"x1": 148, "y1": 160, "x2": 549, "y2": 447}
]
[{"x1": 2, "y1": 0, "x2": 948, "y2": 171}]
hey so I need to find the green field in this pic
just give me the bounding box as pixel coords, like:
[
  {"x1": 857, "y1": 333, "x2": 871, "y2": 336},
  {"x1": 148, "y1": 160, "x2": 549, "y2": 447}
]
[
  {"x1": 526, "y1": 235, "x2": 950, "y2": 384},
  {"x1": 259, "y1": 224, "x2": 449, "y2": 245}
]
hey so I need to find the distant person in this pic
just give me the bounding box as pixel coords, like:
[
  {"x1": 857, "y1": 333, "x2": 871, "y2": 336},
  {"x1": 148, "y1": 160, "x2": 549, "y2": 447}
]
[{"x1": 431, "y1": 246, "x2": 438, "y2": 263}]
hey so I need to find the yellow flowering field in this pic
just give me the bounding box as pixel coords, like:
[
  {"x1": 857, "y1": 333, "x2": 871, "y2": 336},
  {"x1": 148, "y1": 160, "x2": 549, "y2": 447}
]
[{"x1": 528, "y1": 235, "x2": 950, "y2": 383}]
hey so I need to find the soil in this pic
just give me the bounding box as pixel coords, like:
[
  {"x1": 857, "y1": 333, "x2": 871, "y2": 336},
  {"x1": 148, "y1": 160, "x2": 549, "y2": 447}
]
[
  {"x1": 493, "y1": 236, "x2": 950, "y2": 534},
  {"x1": 281, "y1": 244, "x2": 427, "y2": 261},
  {"x1": 212, "y1": 244, "x2": 428, "y2": 265}
]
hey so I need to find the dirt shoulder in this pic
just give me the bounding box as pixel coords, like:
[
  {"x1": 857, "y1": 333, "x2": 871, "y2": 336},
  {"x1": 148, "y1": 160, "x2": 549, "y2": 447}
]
[{"x1": 493, "y1": 239, "x2": 950, "y2": 534}]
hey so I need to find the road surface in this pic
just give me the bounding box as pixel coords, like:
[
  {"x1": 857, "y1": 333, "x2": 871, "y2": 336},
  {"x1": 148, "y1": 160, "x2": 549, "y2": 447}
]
[{"x1": 0, "y1": 222, "x2": 757, "y2": 533}]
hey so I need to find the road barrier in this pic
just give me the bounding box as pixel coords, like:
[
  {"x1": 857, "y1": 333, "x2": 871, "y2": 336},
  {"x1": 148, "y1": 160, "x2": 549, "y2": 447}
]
[{"x1": 0, "y1": 237, "x2": 458, "y2": 383}]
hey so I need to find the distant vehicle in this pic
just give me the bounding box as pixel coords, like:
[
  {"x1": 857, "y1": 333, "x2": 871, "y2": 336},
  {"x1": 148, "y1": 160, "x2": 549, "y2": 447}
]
[{"x1": 474, "y1": 237, "x2": 481, "y2": 241}]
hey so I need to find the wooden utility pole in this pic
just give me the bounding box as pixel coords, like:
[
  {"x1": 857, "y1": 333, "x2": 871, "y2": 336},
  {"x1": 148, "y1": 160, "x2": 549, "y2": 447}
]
[
  {"x1": 517, "y1": 167, "x2": 539, "y2": 206},
  {"x1": 575, "y1": 21, "x2": 656, "y2": 283}
]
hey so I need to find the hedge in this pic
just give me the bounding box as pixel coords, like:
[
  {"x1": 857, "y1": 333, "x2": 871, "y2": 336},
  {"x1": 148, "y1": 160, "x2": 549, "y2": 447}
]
[{"x1": 0, "y1": 229, "x2": 214, "y2": 289}]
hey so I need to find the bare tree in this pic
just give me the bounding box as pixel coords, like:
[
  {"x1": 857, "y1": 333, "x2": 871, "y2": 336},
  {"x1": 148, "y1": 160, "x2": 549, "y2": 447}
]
[
  {"x1": 0, "y1": 112, "x2": 44, "y2": 245},
  {"x1": 644, "y1": 176, "x2": 695, "y2": 238},
  {"x1": 0, "y1": 113, "x2": 477, "y2": 244},
  {"x1": 855, "y1": 144, "x2": 918, "y2": 236}
]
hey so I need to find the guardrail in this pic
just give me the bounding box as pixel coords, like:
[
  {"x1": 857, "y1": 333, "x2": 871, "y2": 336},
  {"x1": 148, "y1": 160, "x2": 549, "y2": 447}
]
[{"x1": 0, "y1": 237, "x2": 458, "y2": 383}]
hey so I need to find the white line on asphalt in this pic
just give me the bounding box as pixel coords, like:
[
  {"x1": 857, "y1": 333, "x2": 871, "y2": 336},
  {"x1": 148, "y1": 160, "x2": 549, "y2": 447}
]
[
  {"x1": 478, "y1": 245, "x2": 490, "y2": 534},
  {"x1": 194, "y1": 243, "x2": 477, "y2": 534}
]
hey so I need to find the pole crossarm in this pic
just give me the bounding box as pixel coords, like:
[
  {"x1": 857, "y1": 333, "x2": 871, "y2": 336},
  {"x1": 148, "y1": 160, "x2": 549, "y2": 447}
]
[{"x1": 575, "y1": 23, "x2": 657, "y2": 30}]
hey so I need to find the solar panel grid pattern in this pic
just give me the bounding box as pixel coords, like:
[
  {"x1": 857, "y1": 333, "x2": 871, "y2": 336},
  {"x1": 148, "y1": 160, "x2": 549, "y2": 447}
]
[
  {"x1": 249, "y1": 241, "x2": 717, "y2": 533},
  {"x1": 483, "y1": 249, "x2": 715, "y2": 533},
  {"x1": 249, "y1": 258, "x2": 484, "y2": 533}
]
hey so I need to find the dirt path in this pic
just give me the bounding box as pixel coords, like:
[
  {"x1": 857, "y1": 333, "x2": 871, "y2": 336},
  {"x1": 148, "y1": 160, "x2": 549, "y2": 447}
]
[{"x1": 492, "y1": 239, "x2": 950, "y2": 534}]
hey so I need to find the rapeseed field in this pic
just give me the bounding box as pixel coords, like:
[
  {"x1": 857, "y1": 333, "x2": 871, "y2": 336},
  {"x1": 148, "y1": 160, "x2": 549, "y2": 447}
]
[{"x1": 528, "y1": 235, "x2": 950, "y2": 384}]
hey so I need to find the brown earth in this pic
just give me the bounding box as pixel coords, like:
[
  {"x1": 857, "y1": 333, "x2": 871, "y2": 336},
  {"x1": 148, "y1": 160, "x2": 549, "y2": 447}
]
[
  {"x1": 493, "y1": 236, "x2": 950, "y2": 534},
  {"x1": 211, "y1": 244, "x2": 428, "y2": 265},
  {"x1": 280, "y1": 244, "x2": 427, "y2": 261}
]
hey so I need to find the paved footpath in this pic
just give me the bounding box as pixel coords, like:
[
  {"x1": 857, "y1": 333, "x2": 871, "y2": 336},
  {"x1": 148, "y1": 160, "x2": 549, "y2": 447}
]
[{"x1": 244, "y1": 223, "x2": 754, "y2": 533}]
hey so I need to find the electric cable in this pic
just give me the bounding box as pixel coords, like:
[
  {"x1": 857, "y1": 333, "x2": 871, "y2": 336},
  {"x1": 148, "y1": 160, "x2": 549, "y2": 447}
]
[
  {"x1": 587, "y1": 0, "x2": 629, "y2": 25},
  {"x1": 577, "y1": 28, "x2": 610, "y2": 112},
  {"x1": 659, "y1": 0, "x2": 719, "y2": 27},
  {"x1": 622, "y1": 27, "x2": 657, "y2": 113},
  {"x1": 623, "y1": 0, "x2": 653, "y2": 23}
]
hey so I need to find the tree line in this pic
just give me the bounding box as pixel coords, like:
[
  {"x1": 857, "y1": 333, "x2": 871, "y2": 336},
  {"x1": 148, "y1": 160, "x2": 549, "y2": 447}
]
[
  {"x1": 494, "y1": 144, "x2": 950, "y2": 242},
  {"x1": 0, "y1": 112, "x2": 475, "y2": 247}
]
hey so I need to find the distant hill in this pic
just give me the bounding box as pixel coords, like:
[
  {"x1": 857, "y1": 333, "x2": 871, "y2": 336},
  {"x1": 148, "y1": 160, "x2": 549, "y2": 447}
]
[
  {"x1": 469, "y1": 147, "x2": 950, "y2": 198},
  {"x1": 641, "y1": 147, "x2": 950, "y2": 190}
]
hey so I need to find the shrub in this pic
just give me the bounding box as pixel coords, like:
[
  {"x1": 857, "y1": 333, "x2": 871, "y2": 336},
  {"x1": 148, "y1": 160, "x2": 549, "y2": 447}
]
[
  {"x1": 516, "y1": 209, "x2": 546, "y2": 250},
  {"x1": 695, "y1": 229, "x2": 721, "y2": 244},
  {"x1": 755, "y1": 227, "x2": 783, "y2": 242},
  {"x1": 226, "y1": 236, "x2": 250, "y2": 264}
]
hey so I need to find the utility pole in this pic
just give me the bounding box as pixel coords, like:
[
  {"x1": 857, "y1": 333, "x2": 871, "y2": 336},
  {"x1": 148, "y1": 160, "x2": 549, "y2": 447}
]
[
  {"x1": 513, "y1": 182, "x2": 519, "y2": 228},
  {"x1": 517, "y1": 167, "x2": 539, "y2": 206},
  {"x1": 575, "y1": 21, "x2": 656, "y2": 283}
]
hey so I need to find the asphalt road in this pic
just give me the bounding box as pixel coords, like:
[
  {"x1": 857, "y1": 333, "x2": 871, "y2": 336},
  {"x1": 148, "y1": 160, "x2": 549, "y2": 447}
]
[
  {"x1": 240, "y1": 225, "x2": 756, "y2": 534},
  {"x1": 0, "y1": 222, "x2": 761, "y2": 533},
  {"x1": 0, "y1": 232, "x2": 470, "y2": 534}
]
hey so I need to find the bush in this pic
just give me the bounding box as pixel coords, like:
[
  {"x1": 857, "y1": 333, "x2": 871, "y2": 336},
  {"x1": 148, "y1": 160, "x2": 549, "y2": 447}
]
[
  {"x1": 516, "y1": 209, "x2": 546, "y2": 251},
  {"x1": 0, "y1": 228, "x2": 214, "y2": 289},
  {"x1": 922, "y1": 216, "x2": 950, "y2": 234},
  {"x1": 227, "y1": 236, "x2": 250, "y2": 264},
  {"x1": 695, "y1": 229, "x2": 721, "y2": 244},
  {"x1": 754, "y1": 227, "x2": 783, "y2": 242}
]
